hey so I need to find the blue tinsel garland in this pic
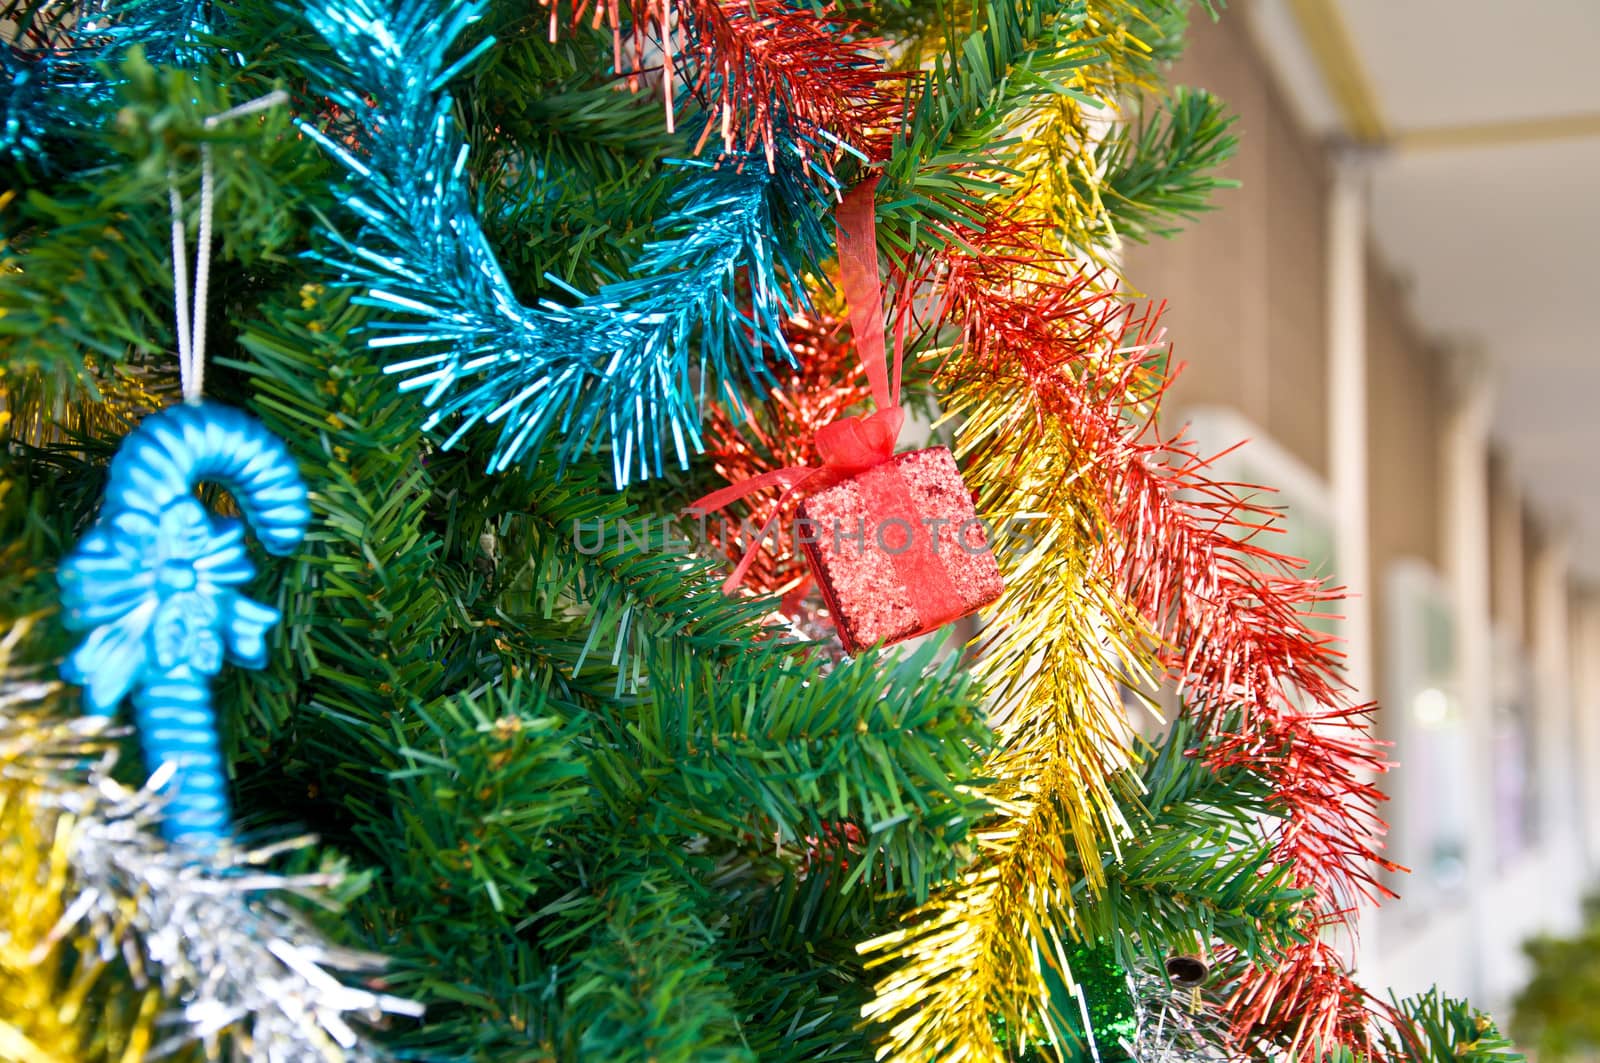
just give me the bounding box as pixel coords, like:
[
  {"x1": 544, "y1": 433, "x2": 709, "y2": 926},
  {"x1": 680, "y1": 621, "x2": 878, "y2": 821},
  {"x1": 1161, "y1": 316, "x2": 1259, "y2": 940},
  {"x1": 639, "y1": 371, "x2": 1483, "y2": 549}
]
[
  {"x1": 12, "y1": 0, "x2": 831, "y2": 487},
  {"x1": 0, "y1": 0, "x2": 207, "y2": 166},
  {"x1": 297, "y1": 0, "x2": 834, "y2": 486}
]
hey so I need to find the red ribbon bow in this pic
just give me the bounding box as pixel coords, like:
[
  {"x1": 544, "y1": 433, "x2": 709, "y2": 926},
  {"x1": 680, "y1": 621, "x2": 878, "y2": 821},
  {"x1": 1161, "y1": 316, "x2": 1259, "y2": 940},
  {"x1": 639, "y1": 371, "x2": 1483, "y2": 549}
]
[{"x1": 691, "y1": 175, "x2": 906, "y2": 593}]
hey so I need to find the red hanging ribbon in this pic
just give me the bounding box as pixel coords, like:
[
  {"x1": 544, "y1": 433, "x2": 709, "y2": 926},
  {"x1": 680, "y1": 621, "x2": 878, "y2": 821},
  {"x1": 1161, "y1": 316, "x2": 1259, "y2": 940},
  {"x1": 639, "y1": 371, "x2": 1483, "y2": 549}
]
[{"x1": 691, "y1": 175, "x2": 907, "y2": 592}]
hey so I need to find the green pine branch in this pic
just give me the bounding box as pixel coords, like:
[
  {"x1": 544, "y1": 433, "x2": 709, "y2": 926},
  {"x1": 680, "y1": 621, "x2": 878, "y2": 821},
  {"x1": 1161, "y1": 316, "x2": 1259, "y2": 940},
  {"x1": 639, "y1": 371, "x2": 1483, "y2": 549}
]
[
  {"x1": 452, "y1": 13, "x2": 685, "y2": 297},
  {"x1": 1383, "y1": 990, "x2": 1525, "y2": 1062},
  {"x1": 1302, "y1": 987, "x2": 1525, "y2": 1063},
  {"x1": 1084, "y1": 85, "x2": 1239, "y2": 244},
  {"x1": 875, "y1": 0, "x2": 1104, "y2": 256},
  {"x1": 378, "y1": 685, "x2": 593, "y2": 913},
  {"x1": 1064, "y1": 716, "x2": 1307, "y2": 975},
  {"x1": 615, "y1": 637, "x2": 993, "y2": 897},
  {"x1": 556, "y1": 871, "x2": 751, "y2": 1062},
  {"x1": 1, "y1": 48, "x2": 327, "y2": 399},
  {"x1": 217, "y1": 282, "x2": 995, "y2": 1055}
]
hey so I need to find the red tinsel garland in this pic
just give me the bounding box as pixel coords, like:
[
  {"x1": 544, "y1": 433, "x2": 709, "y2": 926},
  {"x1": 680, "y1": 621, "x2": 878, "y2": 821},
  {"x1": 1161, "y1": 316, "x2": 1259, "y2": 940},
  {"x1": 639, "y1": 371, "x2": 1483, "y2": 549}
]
[{"x1": 924, "y1": 219, "x2": 1401, "y2": 1056}]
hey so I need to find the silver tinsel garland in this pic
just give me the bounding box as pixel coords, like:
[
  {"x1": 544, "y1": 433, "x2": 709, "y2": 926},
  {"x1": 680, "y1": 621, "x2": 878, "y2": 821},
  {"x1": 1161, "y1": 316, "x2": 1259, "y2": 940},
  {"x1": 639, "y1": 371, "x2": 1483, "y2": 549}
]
[
  {"x1": 1129, "y1": 962, "x2": 1234, "y2": 1063},
  {"x1": 1, "y1": 622, "x2": 422, "y2": 1061},
  {"x1": 63, "y1": 769, "x2": 424, "y2": 1060}
]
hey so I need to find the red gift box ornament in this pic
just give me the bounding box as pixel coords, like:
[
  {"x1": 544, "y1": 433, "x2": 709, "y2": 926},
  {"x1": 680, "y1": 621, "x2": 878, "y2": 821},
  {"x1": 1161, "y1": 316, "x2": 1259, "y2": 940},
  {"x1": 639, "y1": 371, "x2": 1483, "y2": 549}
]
[{"x1": 690, "y1": 177, "x2": 1004, "y2": 654}]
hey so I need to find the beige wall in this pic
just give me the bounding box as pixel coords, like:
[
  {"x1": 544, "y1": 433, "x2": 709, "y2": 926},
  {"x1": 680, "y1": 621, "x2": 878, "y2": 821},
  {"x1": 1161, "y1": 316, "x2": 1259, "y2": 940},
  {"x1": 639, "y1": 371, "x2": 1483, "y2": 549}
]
[
  {"x1": 1485, "y1": 456, "x2": 1554, "y2": 661},
  {"x1": 1365, "y1": 251, "x2": 1446, "y2": 733},
  {"x1": 1130, "y1": 9, "x2": 1450, "y2": 690},
  {"x1": 1126, "y1": 10, "x2": 1329, "y2": 478},
  {"x1": 1522, "y1": 510, "x2": 1545, "y2": 652},
  {"x1": 1364, "y1": 256, "x2": 1442, "y2": 575},
  {"x1": 1490, "y1": 453, "x2": 1526, "y2": 646},
  {"x1": 1361, "y1": 253, "x2": 1451, "y2": 917}
]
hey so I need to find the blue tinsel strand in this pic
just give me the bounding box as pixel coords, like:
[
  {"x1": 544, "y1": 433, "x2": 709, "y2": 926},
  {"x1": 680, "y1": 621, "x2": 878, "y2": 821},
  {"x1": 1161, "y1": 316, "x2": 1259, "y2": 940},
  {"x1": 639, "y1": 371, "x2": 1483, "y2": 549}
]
[
  {"x1": 57, "y1": 401, "x2": 311, "y2": 847},
  {"x1": 298, "y1": 0, "x2": 833, "y2": 487},
  {"x1": 1, "y1": 0, "x2": 208, "y2": 167}
]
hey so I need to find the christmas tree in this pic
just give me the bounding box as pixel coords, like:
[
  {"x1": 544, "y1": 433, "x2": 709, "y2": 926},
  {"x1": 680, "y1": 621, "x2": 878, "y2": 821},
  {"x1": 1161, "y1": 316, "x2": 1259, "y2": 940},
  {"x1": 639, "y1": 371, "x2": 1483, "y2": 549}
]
[{"x1": 0, "y1": 0, "x2": 1523, "y2": 1058}]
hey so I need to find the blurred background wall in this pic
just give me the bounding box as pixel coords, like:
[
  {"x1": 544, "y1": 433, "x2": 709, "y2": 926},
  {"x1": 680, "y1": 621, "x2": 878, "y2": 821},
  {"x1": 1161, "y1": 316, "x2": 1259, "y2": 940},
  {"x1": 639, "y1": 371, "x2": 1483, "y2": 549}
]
[{"x1": 1125, "y1": 0, "x2": 1600, "y2": 1025}]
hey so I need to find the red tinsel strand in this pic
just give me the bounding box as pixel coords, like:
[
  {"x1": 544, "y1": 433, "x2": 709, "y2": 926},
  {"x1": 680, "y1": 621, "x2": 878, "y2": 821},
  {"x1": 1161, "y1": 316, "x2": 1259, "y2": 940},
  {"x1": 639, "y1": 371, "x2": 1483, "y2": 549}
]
[
  {"x1": 1203, "y1": 705, "x2": 1399, "y2": 904},
  {"x1": 1099, "y1": 428, "x2": 1402, "y2": 908},
  {"x1": 1223, "y1": 935, "x2": 1379, "y2": 1058},
  {"x1": 1064, "y1": 328, "x2": 1403, "y2": 1052},
  {"x1": 674, "y1": 0, "x2": 904, "y2": 163},
  {"x1": 699, "y1": 310, "x2": 876, "y2": 601},
  {"x1": 1202, "y1": 710, "x2": 1397, "y2": 1053},
  {"x1": 536, "y1": 0, "x2": 902, "y2": 164},
  {"x1": 925, "y1": 220, "x2": 1401, "y2": 1056}
]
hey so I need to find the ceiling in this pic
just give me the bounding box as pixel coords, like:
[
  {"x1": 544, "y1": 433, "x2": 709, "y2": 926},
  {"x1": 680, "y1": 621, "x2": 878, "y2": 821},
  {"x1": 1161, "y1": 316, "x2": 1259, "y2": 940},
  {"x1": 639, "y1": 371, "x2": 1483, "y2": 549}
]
[{"x1": 1245, "y1": 0, "x2": 1600, "y2": 581}]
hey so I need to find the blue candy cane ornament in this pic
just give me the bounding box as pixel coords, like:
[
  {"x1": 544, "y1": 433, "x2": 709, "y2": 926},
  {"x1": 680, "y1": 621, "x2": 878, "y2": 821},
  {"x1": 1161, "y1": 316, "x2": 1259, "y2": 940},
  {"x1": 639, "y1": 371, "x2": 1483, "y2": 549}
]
[
  {"x1": 58, "y1": 404, "x2": 310, "y2": 844},
  {"x1": 56, "y1": 92, "x2": 308, "y2": 846}
]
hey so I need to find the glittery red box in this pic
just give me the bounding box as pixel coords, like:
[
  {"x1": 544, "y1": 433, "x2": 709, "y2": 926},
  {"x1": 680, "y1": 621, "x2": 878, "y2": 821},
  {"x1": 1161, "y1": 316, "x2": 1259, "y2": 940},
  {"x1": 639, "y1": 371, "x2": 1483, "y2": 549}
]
[{"x1": 796, "y1": 446, "x2": 1003, "y2": 654}]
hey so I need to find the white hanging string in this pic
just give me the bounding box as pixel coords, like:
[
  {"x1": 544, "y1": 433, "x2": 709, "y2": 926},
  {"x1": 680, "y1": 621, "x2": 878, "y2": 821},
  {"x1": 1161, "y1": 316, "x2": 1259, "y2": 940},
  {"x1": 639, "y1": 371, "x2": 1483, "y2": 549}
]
[
  {"x1": 167, "y1": 90, "x2": 289, "y2": 403},
  {"x1": 166, "y1": 164, "x2": 196, "y2": 392}
]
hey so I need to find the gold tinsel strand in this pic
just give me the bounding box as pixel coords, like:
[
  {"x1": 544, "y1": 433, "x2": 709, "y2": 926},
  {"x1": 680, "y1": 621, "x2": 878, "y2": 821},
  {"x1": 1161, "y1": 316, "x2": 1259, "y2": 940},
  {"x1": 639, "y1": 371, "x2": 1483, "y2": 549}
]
[
  {"x1": 0, "y1": 359, "x2": 175, "y2": 449},
  {"x1": 859, "y1": 339, "x2": 1166, "y2": 1063},
  {"x1": 960, "y1": 0, "x2": 1170, "y2": 268},
  {"x1": 858, "y1": 9, "x2": 1199, "y2": 1057}
]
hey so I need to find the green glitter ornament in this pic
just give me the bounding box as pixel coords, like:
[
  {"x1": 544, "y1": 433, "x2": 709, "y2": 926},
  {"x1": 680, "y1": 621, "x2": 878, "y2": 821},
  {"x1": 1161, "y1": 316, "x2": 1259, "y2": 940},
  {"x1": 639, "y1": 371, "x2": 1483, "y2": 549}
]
[{"x1": 1038, "y1": 940, "x2": 1138, "y2": 1062}]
